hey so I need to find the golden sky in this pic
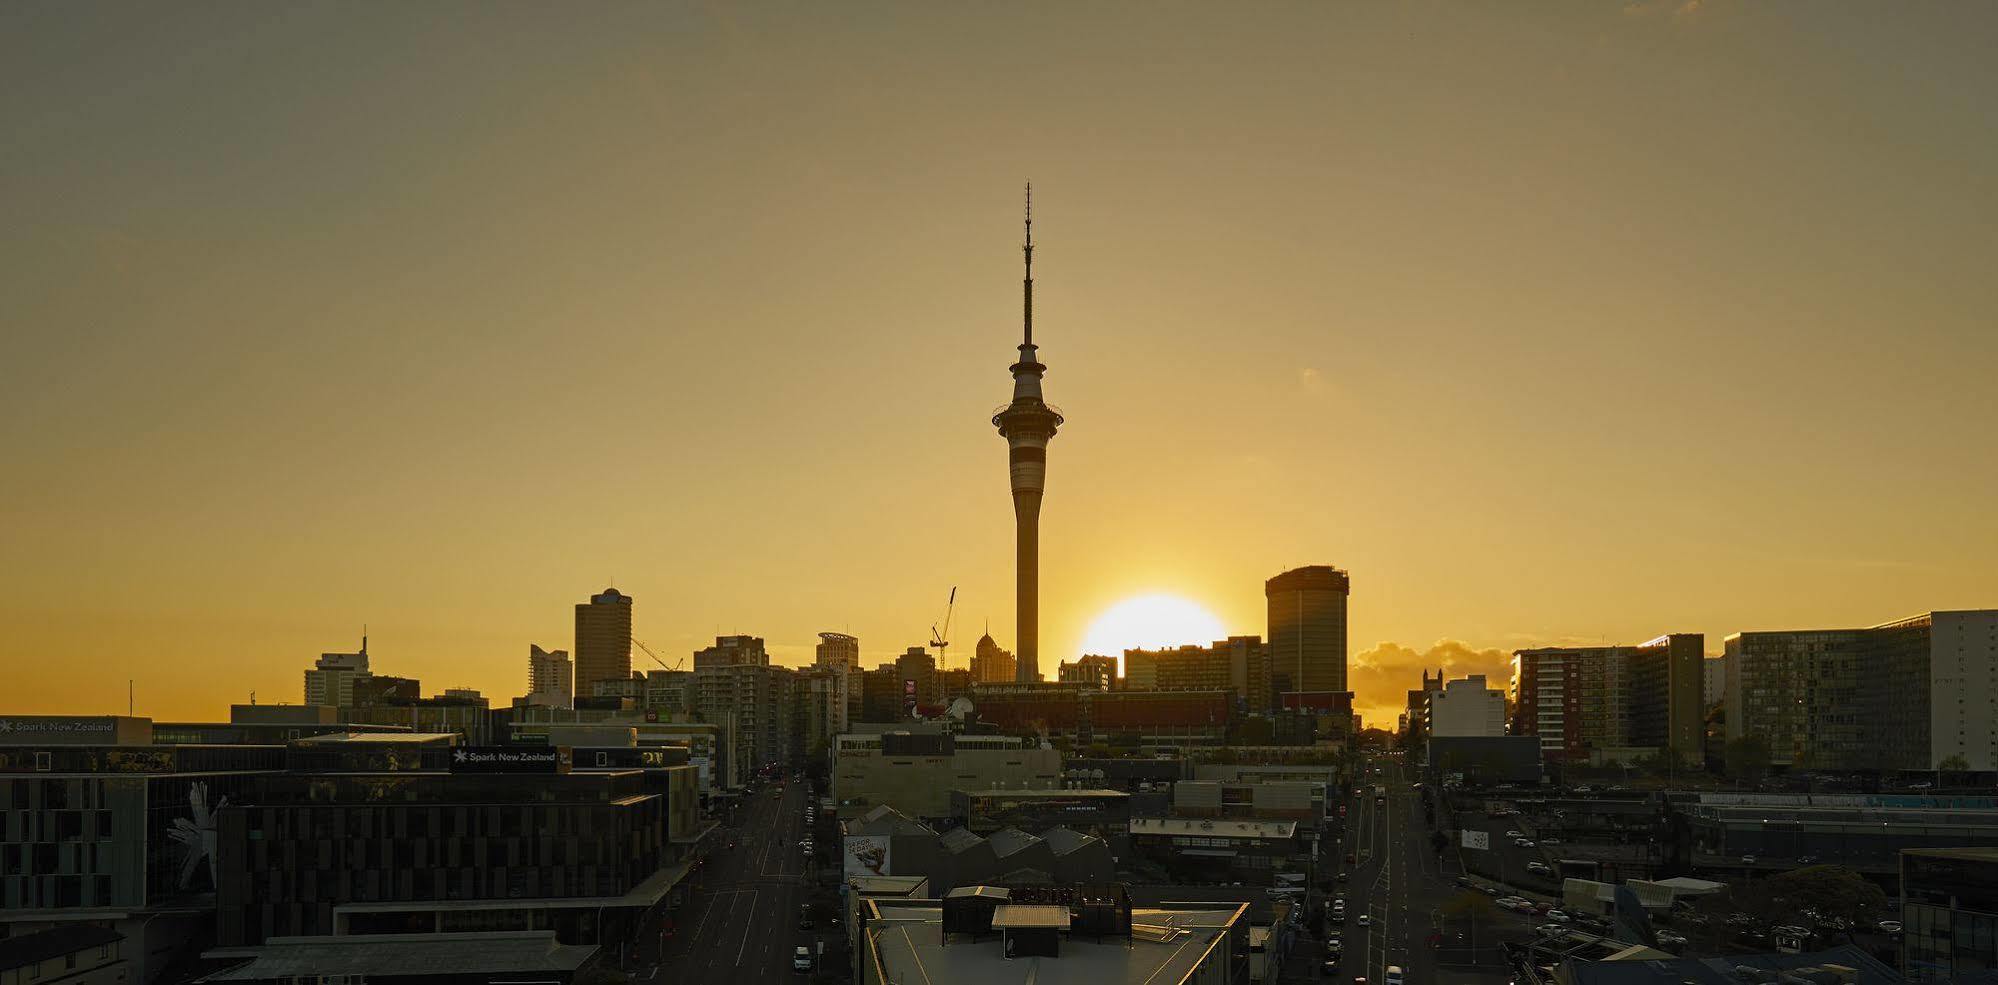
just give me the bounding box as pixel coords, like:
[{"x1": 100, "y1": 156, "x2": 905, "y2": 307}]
[{"x1": 3, "y1": 3, "x2": 1994, "y2": 728}]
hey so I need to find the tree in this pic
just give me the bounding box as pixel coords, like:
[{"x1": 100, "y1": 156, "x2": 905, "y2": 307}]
[
  {"x1": 1725, "y1": 732, "x2": 1771, "y2": 786},
  {"x1": 1744, "y1": 865, "x2": 1888, "y2": 932},
  {"x1": 1938, "y1": 754, "x2": 1970, "y2": 773}
]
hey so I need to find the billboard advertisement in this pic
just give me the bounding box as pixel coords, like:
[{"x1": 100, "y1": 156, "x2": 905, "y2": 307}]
[
  {"x1": 844, "y1": 834, "x2": 892, "y2": 877},
  {"x1": 1461, "y1": 829, "x2": 1490, "y2": 850}
]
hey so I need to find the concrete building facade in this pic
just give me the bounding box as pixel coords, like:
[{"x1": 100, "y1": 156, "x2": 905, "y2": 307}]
[{"x1": 1429, "y1": 674, "x2": 1506, "y2": 738}]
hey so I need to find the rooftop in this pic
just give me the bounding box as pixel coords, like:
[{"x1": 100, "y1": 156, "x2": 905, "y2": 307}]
[
  {"x1": 0, "y1": 924, "x2": 122, "y2": 973},
  {"x1": 991, "y1": 904, "x2": 1072, "y2": 929},
  {"x1": 290, "y1": 732, "x2": 458, "y2": 745},
  {"x1": 1559, "y1": 945, "x2": 1898, "y2": 985},
  {"x1": 1904, "y1": 846, "x2": 1998, "y2": 862},
  {"x1": 201, "y1": 931, "x2": 595, "y2": 980},
  {"x1": 960, "y1": 788, "x2": 1129, "y2": 799},
  {"x1": 867, "y1": 902, "x2": 1242, "y2": 985},
  {"x1": 1129, "y1": 817, "x2": 1297, "y2": 839}
]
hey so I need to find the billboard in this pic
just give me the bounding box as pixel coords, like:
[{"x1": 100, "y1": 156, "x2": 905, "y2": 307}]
[
  {"x1": 844, "y1": 834, "x2": 892, "y2": 877},
  {"x1": 449, "y1": 746, "x2": 566, "y2": 774},
  {"x1": 1461, "y1": 829, "x2": 1490, "y2": 850}
]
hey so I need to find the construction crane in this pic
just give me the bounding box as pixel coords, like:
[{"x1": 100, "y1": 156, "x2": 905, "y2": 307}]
[
  {"x1": 929, "y1": 586, "x2": 957, "y2": 669},
  {"x1": 631, "y1": 636, "x2": 684, "y2": 672}
]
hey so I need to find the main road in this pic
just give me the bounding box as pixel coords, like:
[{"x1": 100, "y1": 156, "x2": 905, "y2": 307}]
[
  {"x1": 1334, "y1": 753, "x2": 1519, "y2": 985},
  {"x1": 650, "y1": 775, "x2": 818, "y2": 983}
]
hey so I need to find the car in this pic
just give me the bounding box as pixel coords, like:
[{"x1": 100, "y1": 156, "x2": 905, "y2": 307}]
[
  {"x1": 1657, "y1": 931, "x2": 1687, "y2": 947},
  {"x1": 793, "y1": 946, "x2": 813, "y2": 972},
  {"x1": 1357, "y1": 914, "x2": 1371, "y2": 927},
  {"x1": 1741, "y1": 855, "x2": 1758, "y2": 864},
  {"x1": 1539, "y1": 924, "x2": 1567, "y2": 936},
  {"x1": 1540, "y1": 837, "x2": 1562, "y2": 845},
  {"x1": 1329, "y1": 911, "x2": 1346, "y2": 925},
  {"x1": 1326, "y1": 939, "x2": 1344, "y2": 954},
  {"x1": 1385, "y1": 966, "x2": 1404, "y2": 985},
  {"x1": 1323, "y1": 960, "x2": 1342, "y2": 976},
  {"x1": 1337, "y1": 871, "x2": 1349, "y2": 882},
  {"x1": 1525, "y1": 862, "x2": 1552, "y2": 875},
  {"x1": 1546, "y1": 910, "x2": 1571, "y2": 923},
  {"x1": 1516, "y1": 839, "x2": 1536, "y2": 848},
  {"x1": 800, "y1": 914, "x2": 814, "y2": 929},
  {"x1": 1505, "y1": 830, "x2": 1524, "y2": 839},
  {"x1": 1878, "y1": 920, "x2": 1904, "y2": 935},
  {"x1": 1799, "y1": 855, "x2": 1818, "y2": 864}
]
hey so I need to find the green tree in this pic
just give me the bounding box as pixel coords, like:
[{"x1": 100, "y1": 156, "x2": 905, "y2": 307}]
[
  {"x1": 1939, "y1": 754, "x2": 1970, "y2": 773},
  {"x1": 1744, "y1": 865, "x2": 1888, "y2": 931},
  {"x1": 1724, "y1": 732, "x2": 1771, "y2": 786}
]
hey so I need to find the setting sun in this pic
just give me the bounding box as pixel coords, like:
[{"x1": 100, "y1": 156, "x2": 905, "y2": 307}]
[{"x1": 1079, "y1": 594, "x2": 1229, "y2": 662}]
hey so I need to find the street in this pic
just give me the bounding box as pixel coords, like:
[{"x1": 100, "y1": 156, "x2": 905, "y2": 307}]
[
  {"x1": 1314, "y1": 754, "x2": 1524, "y2": 985},
  {"x1": 650, "y1": 777, "x2": 820, "y2": 983}
]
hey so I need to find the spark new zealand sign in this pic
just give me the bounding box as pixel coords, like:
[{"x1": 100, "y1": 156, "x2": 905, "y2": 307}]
[{"x1": 449, "y1": 746, "x2": 565, "y2": 774}]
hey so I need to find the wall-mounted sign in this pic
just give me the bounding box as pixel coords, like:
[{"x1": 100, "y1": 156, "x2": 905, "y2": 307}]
[{"x1": 449, "y1": 746, "x2": 564, "y2": 774}]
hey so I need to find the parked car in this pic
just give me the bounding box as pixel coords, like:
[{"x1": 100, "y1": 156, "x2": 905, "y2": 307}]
[
  {"x1": 1657, "y1": 931, "x2": 1687, "y2": 948},
  {"x1": 1516, "y1": 839, "x2": 1536, "y2": 848},
  {"x1": 1879, "y1": 920, "x2": 1904, "y2": 935},
  {"x1": 1799, "y1": 855, "x2": 1818, "y2": 864},
  {"x1": 1323, "y1": 960, "x2": 1342, "y2": 976},
  {"x1": 1505, "y1": 830, "x2": 1524, "y2": 839},
  {"x1": 1546, "y1": 910, "x2": 1572, "y2": 923},
  {"x1": 1357, "y1": 914, "x2": 1371, "y2": 927},
  {"x1": 1539, "y1": 924, "x2": 1567, "y2": 936}
]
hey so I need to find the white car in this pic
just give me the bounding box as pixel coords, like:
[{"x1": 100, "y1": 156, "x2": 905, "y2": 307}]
[
  {"x1": 1357, "y1": 914, "x2": 1371, "y2": 927},
  {"x1": 1516, "y1": 839, "x2": 1536, "y2": 848},
  {"x1": 793, "y1": 946, "x2": 813, "y2": 972},
  {"x1": 1546, "y1": 910, "x2": 1571, "y2": 923},
  {"x1": 1878, "y1": 920, "x2": 1903, "y2": 935},
  {"x1": 1505, "y1": 830, "x2": 1524, "y2": 839}
]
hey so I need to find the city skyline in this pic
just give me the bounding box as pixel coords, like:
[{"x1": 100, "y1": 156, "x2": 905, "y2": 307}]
[{"x1": 5, "y1": 4, "x2": 1997, "y2": 729}]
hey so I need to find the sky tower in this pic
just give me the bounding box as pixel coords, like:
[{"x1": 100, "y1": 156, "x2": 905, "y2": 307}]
[{"x1": 992, "y1": 184, "x2": 1064, "y2": 683}]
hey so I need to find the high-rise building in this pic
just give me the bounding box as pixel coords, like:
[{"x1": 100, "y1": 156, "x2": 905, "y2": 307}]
[
  {"x1": 895, "y1": 646, "x2": 939, "y2": 710},
  {"x1": 1511, "y1": 633, "x2": 1704, "y2": 765},
  {"x1": 573, "y1": 588, "x2": 633, "y2": 700},
  {"x1": 1121, "y1": 637, "x2": 1273, "y2": 713},
  {"x1": 1057, "y1": 654, "x2": 1120, "y2": 691},
  {"x1": 1701, "y1": 654, "x2": 1728, "y2": 710},
  {"x1": 303, "y1": 635, "x2": 371, "y2": 708},
  {"x1": 815, "y1": 631, "x2": 860, "y2": 673},
  {"x1": 1265, "y1": 566, "x2": 1350, "y2": 694},
  {"x1": 1726, "y1": 610, "x2": 1998, "y2": 771},
  {"x1": 970, "y1": 631, "x2": 1017, "y2": 683},
  {"x1": 1265, "y1": 566, "x2": 1352, "y2": 733},
  {"x1": 694, "y1": 634, "x2": 769, "y2": 669},
  {"x1": 992, "y1": 186, "x2": 1063, "y2": 683},
  {"x1": 527, "y1": 644, "x2": 573, "y2": 709},
  {"x1": 690, "y1": 638, "x2": 795, "y2": 773},
  {"x1": 1429, "y1": 675, "x2": 1506, "y2": 738}
]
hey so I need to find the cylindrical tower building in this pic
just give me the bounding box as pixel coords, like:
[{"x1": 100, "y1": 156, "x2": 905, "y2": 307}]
[{"x1": 993, "y1": 185, "x2": 1063, "y2": 683}]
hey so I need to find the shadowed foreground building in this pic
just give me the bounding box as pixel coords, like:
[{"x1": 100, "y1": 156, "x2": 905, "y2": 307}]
[{"x1": 856, "y1": 888, "x2": 1249, "y2": 985}]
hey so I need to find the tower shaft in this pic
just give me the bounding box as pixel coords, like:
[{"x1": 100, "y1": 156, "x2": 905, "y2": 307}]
[{"x1": 992, "y1": 183, "x2": 1063, "y2": 684}]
